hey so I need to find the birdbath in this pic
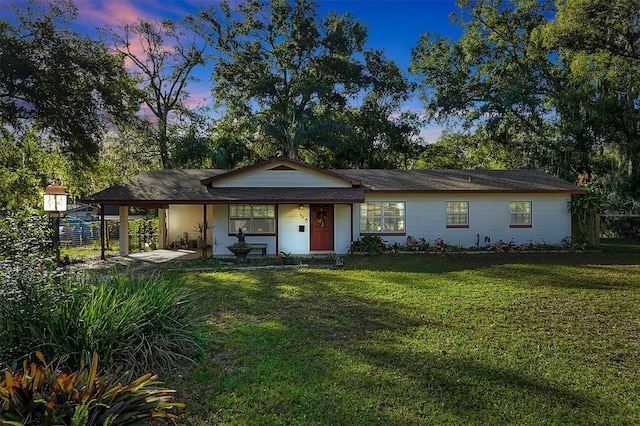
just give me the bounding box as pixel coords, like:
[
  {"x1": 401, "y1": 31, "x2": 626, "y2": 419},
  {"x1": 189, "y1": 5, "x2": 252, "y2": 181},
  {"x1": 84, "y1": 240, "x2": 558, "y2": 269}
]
[{"x1": 227, "y1": 229, "x2": 252, "y2": 263}]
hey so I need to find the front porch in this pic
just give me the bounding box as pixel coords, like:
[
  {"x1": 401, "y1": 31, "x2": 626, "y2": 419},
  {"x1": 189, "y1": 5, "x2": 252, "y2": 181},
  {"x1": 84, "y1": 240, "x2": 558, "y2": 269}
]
[{"x1": 103, "y1": 202, "x2": 356, "y2": 259}]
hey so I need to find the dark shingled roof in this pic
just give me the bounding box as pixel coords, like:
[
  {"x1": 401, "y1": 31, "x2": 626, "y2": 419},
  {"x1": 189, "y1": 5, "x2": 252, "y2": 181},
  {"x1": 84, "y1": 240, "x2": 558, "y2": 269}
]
[
  {"x1": 83, "y1": 169, "x2": 223, "y2": 205},
  {"x1": 83, "y1": 167, "x2": 583, "y2": 205},
  {"x1": 333, "y1": 169, "x2": 584, "y2": 193},
  {"x1": 82, "y1": 169, "x2": 364, "y2": 205}
]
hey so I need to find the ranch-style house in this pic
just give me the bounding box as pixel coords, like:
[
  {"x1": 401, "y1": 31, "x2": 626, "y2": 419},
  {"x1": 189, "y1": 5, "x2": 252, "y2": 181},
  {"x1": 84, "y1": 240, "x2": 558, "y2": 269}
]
[{"x1": 83, "y1": 157, "x2": 586, "y2": 257}]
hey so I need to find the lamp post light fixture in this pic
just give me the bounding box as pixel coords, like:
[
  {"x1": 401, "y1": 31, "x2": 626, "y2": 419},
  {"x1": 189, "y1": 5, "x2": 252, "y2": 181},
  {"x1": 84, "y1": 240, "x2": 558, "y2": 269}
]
[{"x1": 43, "y1": 181, "x2": 68, "y2": 265}]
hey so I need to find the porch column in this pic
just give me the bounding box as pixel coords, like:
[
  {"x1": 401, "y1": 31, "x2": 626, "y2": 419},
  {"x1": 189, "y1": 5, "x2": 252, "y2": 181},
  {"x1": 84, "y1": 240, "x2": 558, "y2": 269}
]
[
  {"x1": 275, "y1": 203, "x2": 279, "y2": 254},
  {"x1": 350, "y1": 203, "x2": 354, "y2": 243},
  {"x1": 100, "y1": 204, "x2": 106, "y2": 260},
  {"x1": 203, "y1": 204, "x2": 208, "y2": 246},
  {"x1": 158, "y1": 208, "x2": 166, "y2": 249},
  {"x1": 119, "y1": 206, "x2": 129, "y2": 256}
]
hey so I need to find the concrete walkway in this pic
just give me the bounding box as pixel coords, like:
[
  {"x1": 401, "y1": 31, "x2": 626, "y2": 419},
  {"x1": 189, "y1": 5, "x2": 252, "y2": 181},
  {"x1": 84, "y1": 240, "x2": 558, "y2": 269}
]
[{"x1": 128, "y1": 249, "x2": 199, "y2": 263}]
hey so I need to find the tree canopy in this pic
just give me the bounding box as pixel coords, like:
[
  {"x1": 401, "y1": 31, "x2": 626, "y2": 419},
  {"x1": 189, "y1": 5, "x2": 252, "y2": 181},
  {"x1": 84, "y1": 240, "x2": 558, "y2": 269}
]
[
  {"x1": 410, "y1": 0, "x2": 640, "y2": 190},
  {"x1": 106, "y1": 18, "x2": 209, "y2": 169},
  {"x1": 0, "y1": 0, "x2": 139, "y2": 166},
  {"x1": 0, "y1": 0, "x2": 142, "y2": 208},
  {"x1": 197, "y1": 0, "x2": 418, "y2": 162},
  {"x1": 3, "y1": 0, "x2": 639, "y2": 221}
]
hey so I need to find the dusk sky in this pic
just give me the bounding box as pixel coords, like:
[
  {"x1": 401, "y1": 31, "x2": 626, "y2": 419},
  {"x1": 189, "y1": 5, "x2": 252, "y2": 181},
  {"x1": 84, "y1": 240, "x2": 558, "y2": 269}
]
[{"x1": 21, "y1": 0, "x2": 465, "y2": 142}]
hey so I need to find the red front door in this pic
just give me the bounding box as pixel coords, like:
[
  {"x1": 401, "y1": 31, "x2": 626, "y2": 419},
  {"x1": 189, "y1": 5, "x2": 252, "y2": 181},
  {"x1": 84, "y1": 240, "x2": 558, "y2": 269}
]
[{"x1": 310, "y1": 204, "x2": 334, "y2": 251}]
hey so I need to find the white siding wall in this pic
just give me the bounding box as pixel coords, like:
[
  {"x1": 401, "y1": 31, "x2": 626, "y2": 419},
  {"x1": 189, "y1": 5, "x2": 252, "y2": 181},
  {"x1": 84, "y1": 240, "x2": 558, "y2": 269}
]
[
  {"x1": 165, "y1": 193, "x2": 571, "y2": 255},
  {"x1": 278, "y1": 204, "x2": 309, "y2": 255},
  {"x1": 334, "y1": 204, "x2": 353, "y2": 254},
  {"x1": 214, "y1": 166, "x2": 351, "y2": 188},
  {"x1": 355, "y1": 193, "x2": 572, "y2": 248}
]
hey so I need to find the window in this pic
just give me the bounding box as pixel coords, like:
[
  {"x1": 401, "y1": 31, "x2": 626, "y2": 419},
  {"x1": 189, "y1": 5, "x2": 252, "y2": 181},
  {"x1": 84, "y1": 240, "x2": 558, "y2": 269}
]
[
  {"x1": 360, "y1": 202, "x2": 405, "y2": 233},
  {"x1": 446, "y1": 201, "x2": 469, "y2": 227},
  {"x1": 510, "y1": 201, "x2": 532, "y2": 227},
  {"x1": 229, "y1": 204, "x2": 275, "y2": 234}
]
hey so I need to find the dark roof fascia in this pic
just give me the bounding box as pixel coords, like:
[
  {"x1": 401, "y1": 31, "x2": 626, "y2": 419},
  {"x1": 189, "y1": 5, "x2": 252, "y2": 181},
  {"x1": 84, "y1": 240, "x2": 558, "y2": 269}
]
[
  {"x1": 82, "y1": 199, "x2": 363, "y2": 205},
  {"x1": 364, "y1": 189, "x2": 586, "y2": 195},
  {"x1": 200, "y1": 157, "x2": 361, "y2": 187},
  {"x1": 210, "y1": 199, "x2": 363, "y2": 204},
  {"x1": 84, "y1": 200, "x2": 185, "y2": 207}
]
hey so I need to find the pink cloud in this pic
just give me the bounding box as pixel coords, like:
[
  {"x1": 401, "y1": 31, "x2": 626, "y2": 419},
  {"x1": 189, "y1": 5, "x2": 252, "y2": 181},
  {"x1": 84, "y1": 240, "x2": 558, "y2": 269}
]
[
  {"x1": 74, "y1": 0, "x2": 158, "y2": 27},
  {"x1": 74, "y1": 0, "x2": 219, "y2": 28},
  {"x1": 183, "y1": 84, "x2": 213, "y2": 109}
]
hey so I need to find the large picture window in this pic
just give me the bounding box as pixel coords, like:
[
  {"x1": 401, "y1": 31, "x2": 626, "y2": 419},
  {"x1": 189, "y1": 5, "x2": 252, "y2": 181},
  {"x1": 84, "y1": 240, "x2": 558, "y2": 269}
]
[
  {"x1": 446, "y1": 201, "x2": 469, "y2": 227},
  {"x1": 229, "y1": 204, "x2": 275, "y2": 234},
  {"x1": 360, "y1": 202, "x2": 405, "y2": 234},
  {"x1": 510, "y1": 201, "x2": 532, "y2": 227}
]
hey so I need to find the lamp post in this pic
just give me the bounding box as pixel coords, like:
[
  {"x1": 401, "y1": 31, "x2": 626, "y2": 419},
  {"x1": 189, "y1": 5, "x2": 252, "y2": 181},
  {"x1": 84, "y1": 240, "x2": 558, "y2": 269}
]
[{"x1": 43, "y1": 181, "x2": 68, "y2": 265}]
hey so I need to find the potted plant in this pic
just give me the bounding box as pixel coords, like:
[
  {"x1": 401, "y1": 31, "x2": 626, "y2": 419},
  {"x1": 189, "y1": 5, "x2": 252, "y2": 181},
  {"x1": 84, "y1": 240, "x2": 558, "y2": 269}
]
[
  {"x1": 194, "y1": 221, "x2": 212, "y2": 259},
  {"x1": 279, "y1": 251, "x2": 295, "y2": 265}
]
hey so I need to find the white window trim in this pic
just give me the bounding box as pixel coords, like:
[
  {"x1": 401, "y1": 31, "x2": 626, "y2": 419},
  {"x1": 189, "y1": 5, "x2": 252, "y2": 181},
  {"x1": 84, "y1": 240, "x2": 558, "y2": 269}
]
[
  {"x1": 510, "y1": 201, "x2": 532, "y2": 227},
  {"x1": 360, "y1": 201, "x2": 406, "y2": 234},
  {"x1": 446, "y1": 201, "x2": 469, "y2": 228},
  {"x1": 228, "y1": 204, "x2": 276, "y2": 235}
]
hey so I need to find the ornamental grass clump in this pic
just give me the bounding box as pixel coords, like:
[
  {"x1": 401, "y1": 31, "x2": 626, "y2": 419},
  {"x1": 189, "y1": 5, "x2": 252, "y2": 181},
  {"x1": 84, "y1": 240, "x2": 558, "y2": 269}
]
[
  {"x1": 34, "y1": 273, "x2": 208, "y2": 373},
  {"x1": 0, "y1": 351, "x2": 184, "y2": 425},
  {"x1": 0, "y1": 209, "x2": 208, "y2": 373}
]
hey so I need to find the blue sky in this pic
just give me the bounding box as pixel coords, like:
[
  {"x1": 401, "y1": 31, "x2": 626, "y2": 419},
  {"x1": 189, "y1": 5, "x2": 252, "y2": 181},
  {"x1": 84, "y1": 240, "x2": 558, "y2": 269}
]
[
  {"x1": 317, "y1": 1, "x2": 461, "y2": 71},
  {"x1": 69, "y1": 0, "x2": 463, "y2": 142}
]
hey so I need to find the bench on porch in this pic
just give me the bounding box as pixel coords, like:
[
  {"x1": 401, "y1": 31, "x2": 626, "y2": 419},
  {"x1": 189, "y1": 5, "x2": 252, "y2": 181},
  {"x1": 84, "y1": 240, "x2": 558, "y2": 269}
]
[{"x1": 247, "y1": 243, "x2": 268, "y2": 255}]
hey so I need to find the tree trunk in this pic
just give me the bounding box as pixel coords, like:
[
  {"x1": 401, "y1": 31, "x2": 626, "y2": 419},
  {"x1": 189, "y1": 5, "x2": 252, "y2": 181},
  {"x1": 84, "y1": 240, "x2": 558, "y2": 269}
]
[{"x1": 158, "y1": 114, "x2": 169, "y2": 168}]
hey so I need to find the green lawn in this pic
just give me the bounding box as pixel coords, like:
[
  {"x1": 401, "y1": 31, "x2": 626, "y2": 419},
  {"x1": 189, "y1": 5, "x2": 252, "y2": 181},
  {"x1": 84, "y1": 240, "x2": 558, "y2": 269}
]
[{"x1": 166, "y1": 242, "x2": 640, "y2": 425}]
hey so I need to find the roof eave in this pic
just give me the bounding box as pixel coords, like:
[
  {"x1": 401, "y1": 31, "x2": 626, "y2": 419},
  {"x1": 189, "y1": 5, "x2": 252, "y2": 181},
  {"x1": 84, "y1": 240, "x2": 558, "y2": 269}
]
[
  {"x1": 363, "y1": 189, "x2": 586, "y2": 194},
  {"x1": 201, "y1": 157, "x2": 361, "y2": 187}
]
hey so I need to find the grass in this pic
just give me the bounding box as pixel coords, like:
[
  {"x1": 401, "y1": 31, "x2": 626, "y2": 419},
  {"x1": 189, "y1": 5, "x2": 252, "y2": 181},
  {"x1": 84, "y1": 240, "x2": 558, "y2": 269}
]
[
  {"x1": 60, "y1": 244, "x2": 117, "y2": 260},
  {"x1": 165, "y1": 241, "x2": 640, "y2": 424}
]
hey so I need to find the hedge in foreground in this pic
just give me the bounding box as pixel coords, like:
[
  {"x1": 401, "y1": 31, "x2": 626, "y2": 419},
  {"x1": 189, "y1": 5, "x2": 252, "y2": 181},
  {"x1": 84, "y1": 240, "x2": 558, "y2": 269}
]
[
  {"x1": 33, "y1": 273, "x2": 209, "y2": 373},
  {"x1": 0, "y1": 351, "x2": 184, "y2": 425},
  {"x1": 0, "y1": 208, "x2": 208, "y2": 372}
]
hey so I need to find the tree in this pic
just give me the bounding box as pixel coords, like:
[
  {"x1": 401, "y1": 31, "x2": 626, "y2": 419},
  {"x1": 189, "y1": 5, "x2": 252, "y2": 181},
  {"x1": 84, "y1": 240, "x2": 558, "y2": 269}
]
[
  {"x1": 198, "y1": 0, "x2": 409, "y2": 161},
  {"x1": 543, "y1": 0, "x2": 640, "y2": 61},
  {"x1": 410, "y1": 0, "x2": 596, "y2": 178},
  {"x1": 336, "y1": 50, "x2": 423, "y2": 169},
  {"x1": 410, "y1": 0, "x2": 640, "y2": 191},
  {"x1": 0, "y1": 131, "x2": 51, "y2": 209},
  {"x1": 107, "y1": 18, "x2": 208, "y2": 169},
  {"x1": 0, "y1": 0, "x2": 139, "y2": 168},
  {"x1": 539, "y1": 0, "x2": 640, "y2": 192},
  {"x1": 416, "y1": 131, "x2": 522, "y2": 170}
]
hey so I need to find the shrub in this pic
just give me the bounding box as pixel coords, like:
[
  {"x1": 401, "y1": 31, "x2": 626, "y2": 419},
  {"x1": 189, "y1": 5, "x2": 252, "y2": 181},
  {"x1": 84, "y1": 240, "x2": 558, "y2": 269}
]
[
  {"x1": 350, "y1": 235, "x2": 387, "y2": 254},
  {"x1": 33, "y1": 273, "x2": 208, "y2": 373},
  {"x1": 390, "y1": 236, "x2": 430, "y2": 253},
  {"x1": 405, "y1": 236, "x2": 429, "y2": 251},
  {"x1": 0, "y1": 210, "x2": 207, "y2": 373},
  {"x1": 0, "y1": 209, "x2": 68, "y2": 363},
  {"x1": 0, "y1": 351, "x2": 184, "y2": 425}
]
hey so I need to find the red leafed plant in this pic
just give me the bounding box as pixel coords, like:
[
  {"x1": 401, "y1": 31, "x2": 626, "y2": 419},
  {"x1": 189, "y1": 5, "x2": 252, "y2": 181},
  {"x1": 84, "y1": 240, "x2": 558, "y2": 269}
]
[{"x1": 0, "y1": 351, "x2": 185, "y2": 425}]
